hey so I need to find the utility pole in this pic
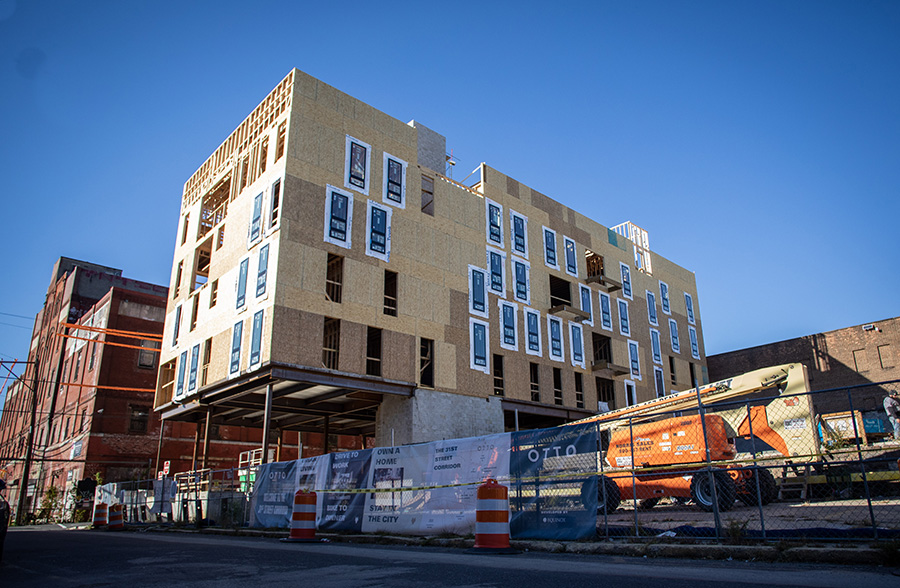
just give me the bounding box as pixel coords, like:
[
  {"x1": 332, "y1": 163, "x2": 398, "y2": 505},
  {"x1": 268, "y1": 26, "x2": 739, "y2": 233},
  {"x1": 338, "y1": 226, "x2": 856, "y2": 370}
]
[{"x1": 16, "y1": 358, "x2": 40, "y2": 526}]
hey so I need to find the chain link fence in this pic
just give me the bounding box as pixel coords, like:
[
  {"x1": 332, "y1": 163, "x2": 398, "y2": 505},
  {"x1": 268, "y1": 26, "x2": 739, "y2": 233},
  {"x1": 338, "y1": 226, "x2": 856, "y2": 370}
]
[{"x1": 91, "y1": 377, "x2": 900, "y2": 542}]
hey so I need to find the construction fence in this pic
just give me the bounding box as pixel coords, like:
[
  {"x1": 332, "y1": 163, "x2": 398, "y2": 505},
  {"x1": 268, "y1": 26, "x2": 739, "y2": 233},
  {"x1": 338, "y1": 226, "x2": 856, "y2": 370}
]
[{"x1": 94, "y1": 378, "x2": 900, "y2": 542}]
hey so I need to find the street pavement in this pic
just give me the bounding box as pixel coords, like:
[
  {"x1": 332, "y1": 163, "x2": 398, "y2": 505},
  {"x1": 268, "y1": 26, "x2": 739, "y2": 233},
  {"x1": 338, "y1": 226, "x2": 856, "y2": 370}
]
[{"x1": 1, "y1": 525, "x2": 899, "y2": 587}]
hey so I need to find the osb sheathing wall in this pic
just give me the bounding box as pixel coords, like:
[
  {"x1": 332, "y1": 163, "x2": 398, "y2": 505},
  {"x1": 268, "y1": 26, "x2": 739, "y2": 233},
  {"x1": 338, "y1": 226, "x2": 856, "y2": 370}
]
[{"x1": 159, "y1": 67, "x2": 706, "y2": 412}]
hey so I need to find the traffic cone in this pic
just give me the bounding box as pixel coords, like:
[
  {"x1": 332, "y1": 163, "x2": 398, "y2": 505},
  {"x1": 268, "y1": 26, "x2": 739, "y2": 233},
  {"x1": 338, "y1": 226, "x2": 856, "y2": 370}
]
[
  {"x1": 107, "y1": 504, "x2": 124, "y2": 531},
  {"x1": 92, "y1": 502, "x2": 108, "y2": 528},
  {"x1": 470, "y1": 479, "x2": 518, "y2": 554},
  {"x1": 280, "y1": 489, "x2": 318, "y2": 543}
]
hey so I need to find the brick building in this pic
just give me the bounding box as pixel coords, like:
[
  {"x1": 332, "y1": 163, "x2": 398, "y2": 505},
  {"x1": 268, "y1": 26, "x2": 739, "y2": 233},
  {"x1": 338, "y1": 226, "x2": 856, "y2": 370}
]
[
  {"x1": 707, "y1": 316, "x2": 900, "y2": 426},
  {"x1": 154, "y1": 69, "x2": 709, "y2": 458},
  {"x1": 0, "y1": 258, "x2": 269, "y2": 521}
]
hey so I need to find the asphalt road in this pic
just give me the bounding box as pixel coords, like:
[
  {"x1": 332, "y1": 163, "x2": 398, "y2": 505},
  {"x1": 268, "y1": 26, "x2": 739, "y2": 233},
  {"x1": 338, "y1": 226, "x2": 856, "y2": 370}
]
[{"x1": 2, "y1": 526, "x2": 899, "y2": 588}]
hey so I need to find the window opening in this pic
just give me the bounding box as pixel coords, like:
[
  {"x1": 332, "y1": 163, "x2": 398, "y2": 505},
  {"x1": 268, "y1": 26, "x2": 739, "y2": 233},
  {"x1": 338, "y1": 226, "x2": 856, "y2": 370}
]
[
  {"x1": 654, "y1": 367, "x2": 666, "y2": 398},
  {"x1": 326, "y1": 254, "x2": 343, "y2": 303},
  {"x1": 529, "y1": 363, "x2": 540, "y2": 402},
  {"x1": 384, "y1": 270, "x2": 398, "y2": 316},
  {"x1": 181, "y1": 214, "x2": 190, "y2": 245},
  {"x1": 512, "y1": 258, "x2": 530, "y2": 304},
  {"x1": 599, "y1": 292, "x2": 612, "y2": 331},
  {"x1": 628, "y1": 340, "x2": 641, "y2": 379},
  {"x1": 493, "y1": 355, "x2": 505, "y2": 396},
  {"x1": 659, "y1": 281, "x2": 670, "y2": 314},
  {"x1": 669, "y1": 318, "x2": 680, "y2": 353},
  {"x1": 486, "y1": 199, "x2": 503, "y2": 245},
  {"x1": 201, "y1": 338, "x2": 212, "y2": 386},
  {"x1": 620, "y1": 263, "x2": 632, "y2": 299},
  {"x1": 275, "y1": 122, "x2": 286, "y2": 161},
  {"x1": 173, "y1": 261, "x2": 183, "y2": 299},
  {"x1": 138, "y1": 340, "x2": 159, "y2": 369},
  {"x1": 597, "y1": 377, "x2": 615, "y2": 412},
  {"x1": 258, "y1": 137, "x2": 268, "y2": 176},
  {"x1": 209, "y1": 279, "x2": 218, "y2": 308},
  {"x1": 188, "y1": 343, "x2": 200, "y2": 392},
  {"x1": 420, "y1": 338, "x2": 434, "y2": 387},
  {"x1": 564, "y1": 237, "x2": 577, "y2": 276},
  {"x1": 249, "y1": 192, "x2": 264, "y2": 245},
  {"x1": 548, "y1": 316, "x2": 564, "y2": 361},
  {"x1": 270, "y1": 179, "x2": 281, "y2": 228},
  {"x1": 189, "y1": 296, "x2": 199, "y2": 332},
  {"x1": 129, "y1": 405, "x2": 149, "y2": 434},
  {"x1": 579, "y1": 284, "x2": 593, "y2": 325},
  {"x1": 511, "y1": 211, "x2": 528, "y2": 257},
  {"x1": 647, "y1": 290, "x2": 658, "y2": 326},
  {"x1": 574, "y1": 372, "x2": 584, "y2": 409},
  {"x1": 499, "y1": 302, "x2": 517, "y2": 350},
  {"x1": 325, "y1": 187, "x2": 353, "y2": 247},
  {"x1": 625, "y1": 381, "x2": 636, "y2": 406},
  {"x1": 543, "y1": 227, "x2": 558, "y2": 269},
  {"x1": 470, "y1": 266, "x2": 487, "y2": 315},
  {"x1": 250, "y1": 309, "x2": 264, "y2": 367},
  {"x1": 322, "y1": 317, "x2": 341, "y2": 370},
  {"x1": 229, "y1": 320, "x2": 243, "y2": 376},
  {"x1": 386, "y1": 156, "x2": 404, "y2": 204},
  {"x1": 650, "y1": 328, "x2": 662, "y2": 364},
  {"x1": 470, "y1": 318, "x2": 489, "y2": 373},
  {"x1": 525, "y1": 308, "x2": 542, "y2": 356},
  {"x1": 669, "y1": 356, "x2": 677, "y2": 385},
  {"x1": 346, "y1": 136, "x2": 370, "y2": 193},
  {"x1": 256, "y1": 243, "x2": 269, "y2": 297},
  {"x1": 684, "y1": 293, "x2": 696, "y2": 324},
  {"x1": 688, "y1": 326, "x2": 700, "y2": 359},
  {"x1": 172, "y1": 305, "x2": 182, "y2": 346},
  {"x1": 421, "y1": 175, "x2": 434, "y2": 216},
  {"x1": 570, "y1": 322, "x2": 585, "y2": 367},
  {"x1": 618, "y1": 299, "x2": 630, "y2": 335},
  {"x1": 366, "y1": 327, "x2": 382, "y2": 377},
  {"x1": 236, "y1": 258, "x2": 249, "y2": 309},
  {"x1": 553, "y1": 368, "x2": 563, "y2": 405},
  {"x1": 487, "y1": 248, "x2": 506, "y2": 294}
]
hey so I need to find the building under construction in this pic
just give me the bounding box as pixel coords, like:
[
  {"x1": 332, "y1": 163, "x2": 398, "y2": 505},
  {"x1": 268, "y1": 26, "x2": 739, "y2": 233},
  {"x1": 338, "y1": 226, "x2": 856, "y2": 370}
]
[{"x1": 154, "y1": 68, "x2": 710, "y2": 462}]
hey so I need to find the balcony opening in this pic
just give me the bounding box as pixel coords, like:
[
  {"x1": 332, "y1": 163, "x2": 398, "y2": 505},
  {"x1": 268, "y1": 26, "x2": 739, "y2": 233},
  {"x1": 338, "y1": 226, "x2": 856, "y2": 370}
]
[
  {"x1": 192, "y1": 238, "x2": 213, "y2": 291},
  {"x1": 199, "y1": 176, "x2": 231, "y2": 239},
  {"x1": 549, "y1": 275, "x2": 571, "y2": 307}
]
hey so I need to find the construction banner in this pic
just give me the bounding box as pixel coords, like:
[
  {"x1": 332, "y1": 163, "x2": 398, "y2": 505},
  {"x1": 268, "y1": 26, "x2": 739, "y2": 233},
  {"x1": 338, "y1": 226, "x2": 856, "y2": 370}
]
[{"x1": 508, "y1": 422, "x2": 598, "y2": 540}]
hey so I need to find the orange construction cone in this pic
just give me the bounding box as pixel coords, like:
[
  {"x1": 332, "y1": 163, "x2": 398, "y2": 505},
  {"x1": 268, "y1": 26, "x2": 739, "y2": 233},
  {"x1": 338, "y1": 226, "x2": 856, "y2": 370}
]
[
  {"x1": 92, "y1": 502, "x2": 108, "y2": 528},
  {"x1": 107, "y1": 504, "x2": 124, "y2": 531},
  {"x1": 280, "y1": 489, "x2": 318, "y2": 543},
  {"x1": 470, "y1": 479, "x2": 518, "y2": 554}
]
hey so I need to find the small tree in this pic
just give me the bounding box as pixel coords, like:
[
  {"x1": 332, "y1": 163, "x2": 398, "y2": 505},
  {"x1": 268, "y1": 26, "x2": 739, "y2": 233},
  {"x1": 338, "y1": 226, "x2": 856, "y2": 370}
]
[{"x1": 42, "y1": 485, "x2": 61, "y2": 522}]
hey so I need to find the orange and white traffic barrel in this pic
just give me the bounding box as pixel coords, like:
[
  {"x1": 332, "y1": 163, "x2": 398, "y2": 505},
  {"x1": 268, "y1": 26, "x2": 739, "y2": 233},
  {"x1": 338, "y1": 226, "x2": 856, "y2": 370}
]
[
  {"x1": 471, "y1": 479, "x2": 518, "y2": 554},
  {"x1": 281, "y1": 489, "x2": 318, "y2": 543},
  {"x1": 92, "y1": 502, "x2": 108, "y2": 528},
  {"x1": 107, "y1": 504, "x2": 124, "y2": 531}
]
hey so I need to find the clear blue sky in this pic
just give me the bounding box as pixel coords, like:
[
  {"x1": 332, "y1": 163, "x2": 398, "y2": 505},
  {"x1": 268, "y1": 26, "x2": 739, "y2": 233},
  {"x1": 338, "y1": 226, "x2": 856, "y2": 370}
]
[{"x1": 2, "y1": 0, "x2": 898, "y2": 400}]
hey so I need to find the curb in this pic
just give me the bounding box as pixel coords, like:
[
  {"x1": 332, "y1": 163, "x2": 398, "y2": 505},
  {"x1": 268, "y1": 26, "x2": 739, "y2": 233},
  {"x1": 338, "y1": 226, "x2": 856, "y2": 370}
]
[{"x1": 107, "y1": 525, "x2": 895, "y2": 566}]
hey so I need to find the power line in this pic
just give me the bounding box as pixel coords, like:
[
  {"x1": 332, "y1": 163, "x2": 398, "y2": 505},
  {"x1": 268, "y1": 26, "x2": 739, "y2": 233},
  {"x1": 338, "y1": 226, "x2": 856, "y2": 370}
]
[{"x1": 0, "y1": 311, "x2": 33, "y2": 321}]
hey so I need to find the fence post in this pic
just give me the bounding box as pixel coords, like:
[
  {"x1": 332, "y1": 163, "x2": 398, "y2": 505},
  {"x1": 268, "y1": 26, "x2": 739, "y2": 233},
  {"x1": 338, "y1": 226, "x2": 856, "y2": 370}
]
[
  {"x1": 695, "y1": 386, "x2": 722, "y2": 541},
  {"x1": 628, "y1": 417, "x2": 638, "y2": 537},
  {"x1": 846, "y1": 388, "x2": 878, "y2": 539},
  {"x1": 598, "y1": 420, "x2": 609, "y2": 539},
  {"x1": 745, "y1": 401, "x2": 766, "y2": 540}
]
